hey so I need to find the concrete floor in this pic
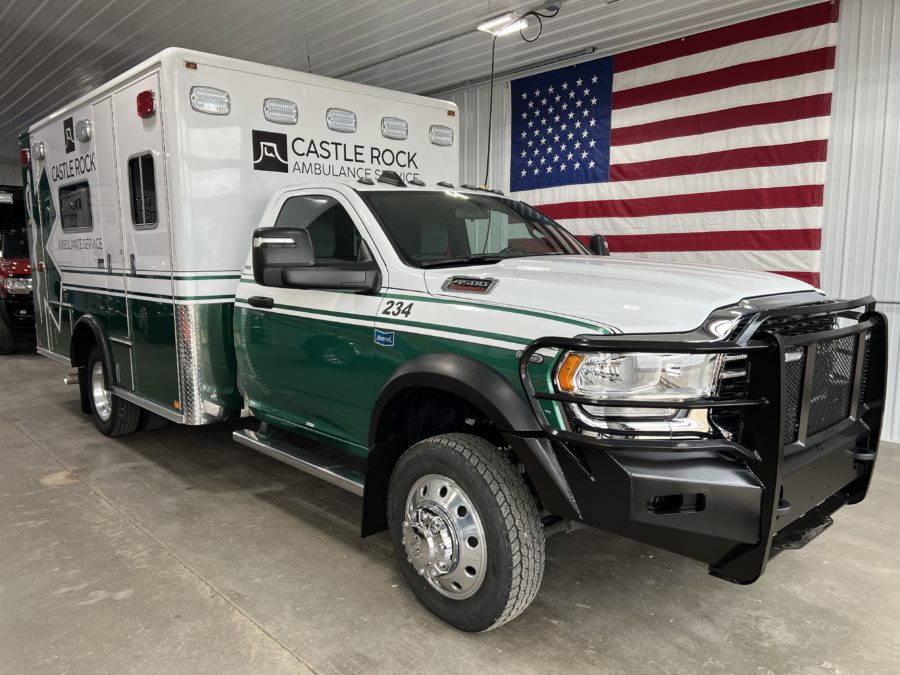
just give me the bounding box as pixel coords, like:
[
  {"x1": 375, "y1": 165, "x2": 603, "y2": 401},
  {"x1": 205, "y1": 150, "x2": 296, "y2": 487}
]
[{"x1": 1, "y1": 352, "x2": 898, "y2": 675}]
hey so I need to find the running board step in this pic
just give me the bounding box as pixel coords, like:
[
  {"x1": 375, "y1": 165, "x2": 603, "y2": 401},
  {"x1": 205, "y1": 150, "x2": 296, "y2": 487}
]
[{"x1": 232, "y1": 429, "x2": 365, "y2": 496}]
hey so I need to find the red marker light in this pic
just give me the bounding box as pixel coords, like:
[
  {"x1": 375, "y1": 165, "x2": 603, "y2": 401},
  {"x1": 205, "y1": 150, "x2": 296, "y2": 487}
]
[
  {"x1": 137, "y1": 90, "x2": 156, "y2": 118},
  {"x1": 19, "y1": 148, "x2": 30, "y2": 166}
]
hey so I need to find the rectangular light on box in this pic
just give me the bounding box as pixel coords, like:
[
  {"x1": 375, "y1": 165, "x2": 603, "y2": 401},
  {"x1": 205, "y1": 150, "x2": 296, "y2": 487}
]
[
  {"x1": 264, "y1": 98, "x2": 298, "y2": 125},
  {"x1": 326, "y1": 108, "x2": 357, "y2": 133},
  {"x1": 381, "y1": 117, "x2": 408, "y2": 140},
  {"x1": 190, "y1": 86, "x2": 230, "y2": 115}
]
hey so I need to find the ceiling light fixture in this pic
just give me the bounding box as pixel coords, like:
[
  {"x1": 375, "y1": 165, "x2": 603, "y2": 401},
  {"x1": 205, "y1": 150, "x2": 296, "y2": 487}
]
[{"x1": 477, "y1": 12, "x2": 529, "y2": 36}]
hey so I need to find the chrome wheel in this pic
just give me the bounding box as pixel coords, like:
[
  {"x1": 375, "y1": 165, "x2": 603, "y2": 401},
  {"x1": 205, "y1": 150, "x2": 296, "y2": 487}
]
[
  {"x1": 90, "y1": 361, "x2": 112, "y2": 422},
  {"x1": 402, "y1": 474, "x2": 487, "y2": 600}
]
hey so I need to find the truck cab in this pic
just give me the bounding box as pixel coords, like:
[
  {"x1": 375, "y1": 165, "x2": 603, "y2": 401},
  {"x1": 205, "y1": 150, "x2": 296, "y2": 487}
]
[
  {"x1": 223, "y1": 176, "x2": 887, "y2": 632},
  {"x1": 0, "y1": 228, "x2": 34, "y2": 353}
]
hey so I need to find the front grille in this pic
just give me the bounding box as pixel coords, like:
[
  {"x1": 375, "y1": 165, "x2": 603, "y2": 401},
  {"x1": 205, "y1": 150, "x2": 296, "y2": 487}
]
[
  {"x1": 739, "y1": 311, "x2": 863, "y2": 445},
  {"x1": 806, "y1": 333, "x2": 858, "y2": 437},
  {"x1": 760, "y1": 313, "x2": 836, "y2": 337},
  {"x1": 783, "y1": 348, "x2": 806, "y2": 444}
]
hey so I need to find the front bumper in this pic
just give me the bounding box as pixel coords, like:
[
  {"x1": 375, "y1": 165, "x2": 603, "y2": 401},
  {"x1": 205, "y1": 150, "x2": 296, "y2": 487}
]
[
  {"x1": 515, "y1": 297, "x2": 888, "y2": 584},
  {"x1": 0, "y1": 293, "x2": 34, "y2": 335}
]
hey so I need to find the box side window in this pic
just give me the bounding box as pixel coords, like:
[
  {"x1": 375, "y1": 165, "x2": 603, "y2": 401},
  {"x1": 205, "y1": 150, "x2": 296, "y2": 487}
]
[
  {"x1": 59, "y1": 182, "x2": 93, "y2": 232},
  {"x1": 128, "y1": 153, "x2": 158, "y2": 229}
]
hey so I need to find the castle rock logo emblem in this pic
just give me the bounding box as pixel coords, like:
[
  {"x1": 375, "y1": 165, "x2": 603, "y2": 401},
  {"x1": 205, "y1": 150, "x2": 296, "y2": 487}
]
[
  {"x1": 63, "y1": 117, "x2": 75, "y2": 154},
  {"x1": 252, "y1": 130, "x2": 288, "y2": 172}
]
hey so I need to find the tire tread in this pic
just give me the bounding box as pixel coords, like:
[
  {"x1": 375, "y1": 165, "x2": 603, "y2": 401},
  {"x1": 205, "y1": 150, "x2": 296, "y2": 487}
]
[{"x1": 396, "y1": 432, "x2": 545, "y2": 631}]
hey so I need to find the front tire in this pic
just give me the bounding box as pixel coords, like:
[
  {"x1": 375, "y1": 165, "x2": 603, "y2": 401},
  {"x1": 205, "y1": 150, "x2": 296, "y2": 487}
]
[
  {"x1": 388, "y1": 433, "x2": 545, "y2": 632},
  {"x1": 86, "y1": 346, "x2": 140, "y2": 437}
]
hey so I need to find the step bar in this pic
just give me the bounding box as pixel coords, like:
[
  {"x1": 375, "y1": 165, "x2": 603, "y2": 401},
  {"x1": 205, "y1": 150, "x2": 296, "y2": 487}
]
[{"x1": 232, "y1": 429, "x2": 365, "y2": 496}]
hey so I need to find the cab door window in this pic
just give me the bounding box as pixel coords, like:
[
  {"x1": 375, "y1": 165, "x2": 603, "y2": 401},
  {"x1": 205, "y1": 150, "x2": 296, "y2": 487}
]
[{"x1": 274, "y1": 195, "x2": 363, "y2": 263}]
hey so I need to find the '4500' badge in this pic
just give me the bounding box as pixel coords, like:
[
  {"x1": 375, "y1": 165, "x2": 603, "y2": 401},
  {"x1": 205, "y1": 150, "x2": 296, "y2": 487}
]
[{"x1": 443, "y1": 277, "x2": 497, "y2": 293}]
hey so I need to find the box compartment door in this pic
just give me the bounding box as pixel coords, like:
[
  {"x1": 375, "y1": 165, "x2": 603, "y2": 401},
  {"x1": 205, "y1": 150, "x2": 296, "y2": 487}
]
[{"x1": 113, "y1": 73, "x2": 178, "y2": 406}]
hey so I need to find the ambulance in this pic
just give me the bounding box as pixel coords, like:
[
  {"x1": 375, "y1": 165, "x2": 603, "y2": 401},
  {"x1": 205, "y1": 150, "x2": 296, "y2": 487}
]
[{"x1": 21, "y1": 49, "x2": 888, "y2": 632}]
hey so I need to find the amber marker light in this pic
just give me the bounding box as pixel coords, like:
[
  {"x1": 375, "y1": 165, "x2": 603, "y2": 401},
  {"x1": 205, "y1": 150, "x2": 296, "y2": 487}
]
[{"x1": 556, "y1": 353, "x2": 585, "y2": 392}]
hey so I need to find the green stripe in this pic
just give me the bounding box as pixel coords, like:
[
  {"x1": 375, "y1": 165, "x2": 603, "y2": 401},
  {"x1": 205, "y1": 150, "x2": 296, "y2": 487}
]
[
  {"x1": 61, "y1": 267, "x2": 240, "y2": 281},
  {"x1": 65, "y1": 282, "x2": 234, "y2": 302},
  {"x1": 237, "y1": 299, "x2": 530, "y2": 346},
  {"x1": 237, "y1": 277, "x2": 608, "y2": 333},
  {"x1": 381, "y1": 291, "x2": 607, "y2": 332}
]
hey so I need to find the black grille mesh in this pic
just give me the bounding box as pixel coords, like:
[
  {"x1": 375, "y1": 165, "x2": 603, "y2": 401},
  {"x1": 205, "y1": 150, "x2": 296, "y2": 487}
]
[
  {"x1": 807, "y1": 334, "x2": 858, "y2": 437},
  {"x1": 783, "y1": 349, "x2": 806, "y2": 444},
  {"x1": 762, "y1": 314, "x2": 836, "y2": 337}
]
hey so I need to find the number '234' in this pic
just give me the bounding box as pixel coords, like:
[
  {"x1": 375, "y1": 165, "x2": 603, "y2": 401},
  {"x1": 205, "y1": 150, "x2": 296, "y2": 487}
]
[{"x1": 381, "y1": 300, "x2": 414, "y2": 317}]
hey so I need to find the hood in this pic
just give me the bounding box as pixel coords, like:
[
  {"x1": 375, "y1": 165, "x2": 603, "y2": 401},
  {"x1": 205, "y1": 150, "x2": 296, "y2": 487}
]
[
  {"x1": 423, "y1": 255, "x2": 821, "y2": 334},
  {"x1": 0, "y1": 257, "x2": 31, "y2": 278}
]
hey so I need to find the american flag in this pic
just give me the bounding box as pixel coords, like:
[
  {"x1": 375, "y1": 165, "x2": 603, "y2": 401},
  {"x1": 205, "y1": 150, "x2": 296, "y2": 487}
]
[{"x1": 509, "y1": 1, "x2": 839, "y2": 287}]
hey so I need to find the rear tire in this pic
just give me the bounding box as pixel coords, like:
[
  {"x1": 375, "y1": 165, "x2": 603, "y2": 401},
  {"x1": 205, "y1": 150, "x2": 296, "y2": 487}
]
[
  {"x1": 0, "y1": 320, "x2": 14, "y2": 354},
  {"x1": 388, "y1": 433, "x2": 545, "y2": 632},
  {"x1": 86, "y1": 346, "x2": 140, "y2": 437}
]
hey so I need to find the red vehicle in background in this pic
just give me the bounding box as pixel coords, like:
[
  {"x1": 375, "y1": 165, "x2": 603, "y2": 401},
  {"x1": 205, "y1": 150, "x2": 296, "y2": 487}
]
[{"x1": 1, "y1": 187, "x2": 33, "y2": 353}]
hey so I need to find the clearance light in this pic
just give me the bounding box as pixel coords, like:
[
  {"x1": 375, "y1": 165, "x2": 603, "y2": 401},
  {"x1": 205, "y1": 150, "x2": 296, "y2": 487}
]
[
  {"x1": 263, "y1": 98, "x2": 298, "y2": 124},
  {"x1": 429, "y1": 124, "x2": 454, "y2": 146},
  {"x1": 326, "y1": 108, "x2": 357, "y2": 133},
  {"x1": 137, "y1": 90, "x2": 156, "y2": 118},
  {"x1": 190, "y1": 86, "x2": 230, "y2": 115},
  {"x1": 75, "y1": 119, "x2": 92, "y2": 142},
  {"x1": 19, "y1": 148, "x2": 30, "y2": 166},
  {"x1": 381, "y1": 117, "x2": 408, "y2": 140}
]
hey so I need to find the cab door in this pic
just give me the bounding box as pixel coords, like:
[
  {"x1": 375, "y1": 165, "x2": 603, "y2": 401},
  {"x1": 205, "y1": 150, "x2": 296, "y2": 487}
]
[
  {"x1": 113, "y1": 72, "x2": 177, "y2": 403},
  {"x1": 237, "y1": 190, "x2": 384, "y2": 451}
]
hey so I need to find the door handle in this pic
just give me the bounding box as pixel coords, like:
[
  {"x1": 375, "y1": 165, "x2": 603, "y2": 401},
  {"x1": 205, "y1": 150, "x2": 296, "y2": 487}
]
[
  {"x1": 130, "y1": 254, "x2": 136, "y2": 276},
  {"x1": 106, "y1": 254, "x2": 111, "y2": 272},
  {"x1": 248, "y1": 296, "x2": 274, "y2": 309}
]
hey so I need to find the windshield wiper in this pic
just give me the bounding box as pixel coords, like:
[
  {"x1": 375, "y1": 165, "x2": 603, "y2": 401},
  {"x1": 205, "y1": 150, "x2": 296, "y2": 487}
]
[{"x1": 419, "y1": 255, "x2": 504, "y2": 269}]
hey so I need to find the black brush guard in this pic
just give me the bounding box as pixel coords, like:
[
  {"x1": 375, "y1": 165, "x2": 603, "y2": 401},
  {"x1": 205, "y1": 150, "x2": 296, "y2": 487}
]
[{"x1": 517, "y1": 297, "x2": 888, "y2": 584}]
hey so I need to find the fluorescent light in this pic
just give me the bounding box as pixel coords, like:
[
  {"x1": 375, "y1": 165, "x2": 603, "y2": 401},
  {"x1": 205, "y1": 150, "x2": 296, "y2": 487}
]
[{"x1": 477, "y1": 11, "x2": 527, "y2": 36}]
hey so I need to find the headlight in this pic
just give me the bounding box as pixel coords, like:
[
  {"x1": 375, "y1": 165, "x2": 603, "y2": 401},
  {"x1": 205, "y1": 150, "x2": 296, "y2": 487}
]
[
  {"x1": 556, "y1": 351, "x2": 721, "y2": 418},
  {"x1": 3, "y1": 276, "x2": 32, "y2": 295}
]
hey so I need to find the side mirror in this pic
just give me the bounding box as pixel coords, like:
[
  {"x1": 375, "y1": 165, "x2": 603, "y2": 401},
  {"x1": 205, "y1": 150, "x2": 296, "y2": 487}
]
[
  {"x1": 252, "y1": 227, "x2": 314, "y2": 286},
  {"x1": 588, "y1": 233, "x2": 610, "y2": 256},
  {"x1": 252, "y1": 227, "x2": 379, "y2": 292}
]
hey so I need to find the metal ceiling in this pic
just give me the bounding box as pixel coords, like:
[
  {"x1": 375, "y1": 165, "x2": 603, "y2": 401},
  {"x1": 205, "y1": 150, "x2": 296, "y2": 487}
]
[{"x1": 0, "y1": 0, "x2": 819, "y2": 163}]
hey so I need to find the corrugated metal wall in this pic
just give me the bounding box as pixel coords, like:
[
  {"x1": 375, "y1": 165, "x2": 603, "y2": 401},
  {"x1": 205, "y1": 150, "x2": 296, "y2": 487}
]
[
  {"x1": 823, "y1": 0, "x2": 900, "y2": 441},
  {"x1": 446, "y1": 0, "x2": 899, "y2": 441},
  {"x1": 0, "y1": 161, "x2": 21, "y2": 187}
]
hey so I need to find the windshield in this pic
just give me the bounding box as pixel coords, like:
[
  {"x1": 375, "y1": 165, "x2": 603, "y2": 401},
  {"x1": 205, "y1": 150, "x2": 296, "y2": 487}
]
[
  {"x1": 0, "y1": 231, "x2": 28, "y2": 259},
  {"x1": 361, "y1": 190, "x2": 588, "y2": 268}
]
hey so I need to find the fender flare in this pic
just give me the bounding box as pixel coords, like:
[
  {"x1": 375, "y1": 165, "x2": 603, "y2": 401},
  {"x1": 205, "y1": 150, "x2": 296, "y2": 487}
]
[
  {"x1": 362, "y1": 354, "x2": 579, "y2": 536},
  {"x1": 71, "y1": 314, "x2": 114, "y2": 388},
  {"x1": 368, "y1": 353, "x2": 541, "y2": 446}
]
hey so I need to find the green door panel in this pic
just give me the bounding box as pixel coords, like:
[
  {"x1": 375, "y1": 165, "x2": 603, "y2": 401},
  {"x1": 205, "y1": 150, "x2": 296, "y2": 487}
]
[{"x1": 236, "y1": 306, "x2": 373, "y2": 451}]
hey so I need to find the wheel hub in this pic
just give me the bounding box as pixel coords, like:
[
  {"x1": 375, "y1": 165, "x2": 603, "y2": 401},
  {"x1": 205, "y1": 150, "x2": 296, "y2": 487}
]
[
  {"x1": 401, "y1": 474, "x2": 488, "y2": 600},
  {"x1": 402, "y1": 506, "x2": 455, "y2": 579}
]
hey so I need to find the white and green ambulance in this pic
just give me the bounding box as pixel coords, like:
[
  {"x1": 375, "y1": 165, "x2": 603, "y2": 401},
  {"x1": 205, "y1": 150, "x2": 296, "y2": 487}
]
[{"x1": 22, "y1": 49, "x2": 889, "y2": 632}]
